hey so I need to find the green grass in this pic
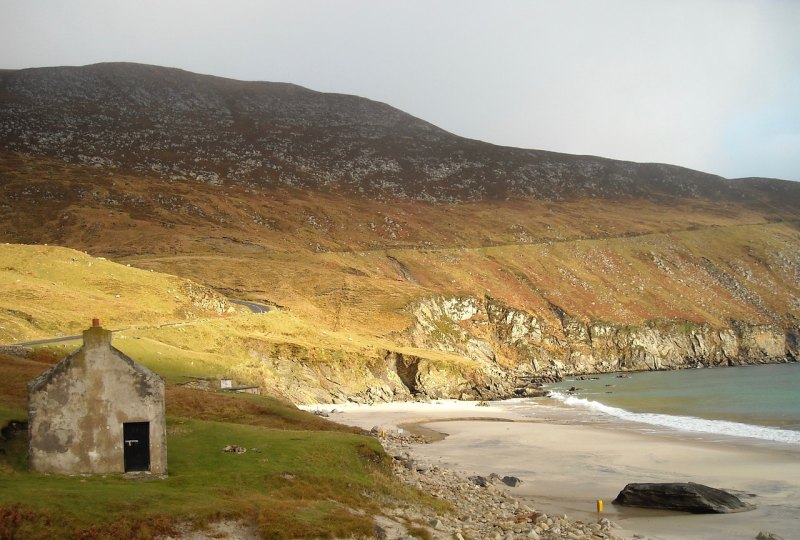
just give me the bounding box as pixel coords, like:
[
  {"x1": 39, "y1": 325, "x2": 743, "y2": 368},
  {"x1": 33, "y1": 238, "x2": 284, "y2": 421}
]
[
  {"x1": 0, "y1": 419, "x2": 393, "y2": 538},
  {"x1": 111, "y1": 335, "x2": 226, "y2": 382},
  {"x1": 0, "y1": 353, "x2": 445, "y2": 539}
]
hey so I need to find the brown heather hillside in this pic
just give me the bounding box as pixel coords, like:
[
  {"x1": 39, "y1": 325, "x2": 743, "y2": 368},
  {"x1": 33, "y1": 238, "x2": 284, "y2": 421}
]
[
  {"x1": 0, "y1": 152, "x2": 794, "y2": 257},
  {"x1": 2, "y1": 151, "x2": 798, "y2": 402},
  {"x1": 1, "y1": 63, "x2": 799, "y2": 401}
]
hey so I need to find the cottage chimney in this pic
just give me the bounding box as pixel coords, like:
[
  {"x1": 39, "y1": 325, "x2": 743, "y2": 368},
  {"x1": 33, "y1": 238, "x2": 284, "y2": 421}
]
[{"x1": 83, "y1": 319, "x2": 112, "y2": 347}]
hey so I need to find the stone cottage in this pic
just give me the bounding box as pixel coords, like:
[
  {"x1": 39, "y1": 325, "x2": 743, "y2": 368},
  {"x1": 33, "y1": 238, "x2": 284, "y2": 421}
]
[{"x1": 28, "y1": 320, "x2": 167, "y2": 475}]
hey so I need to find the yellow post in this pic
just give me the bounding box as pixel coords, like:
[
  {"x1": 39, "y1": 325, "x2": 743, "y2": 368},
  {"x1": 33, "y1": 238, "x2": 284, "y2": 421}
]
[{"x1": 596, "y1": 499, "x2": 604, "y2": 522}]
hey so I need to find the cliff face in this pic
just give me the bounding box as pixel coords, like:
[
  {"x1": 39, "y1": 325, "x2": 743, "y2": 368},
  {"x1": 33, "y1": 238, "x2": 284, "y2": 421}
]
[
  {"x1": 244, "y1": 296, "x2": 796, "y2": 405},
  {"x1": 229, "y1": 342, "x2": 502, "y2": 405},
  {"x1": 405, "y1": 295, "x2": 798, "y2": 385}
]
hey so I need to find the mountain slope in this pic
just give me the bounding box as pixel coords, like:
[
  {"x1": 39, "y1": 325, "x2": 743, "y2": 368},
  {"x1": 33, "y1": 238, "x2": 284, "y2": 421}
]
[
  {"x1": 2, "y1": 62, "x2": 799, "y2": 206},
  {"x1": 0, "y1": 63, "x2": 798, "y2": 401}
]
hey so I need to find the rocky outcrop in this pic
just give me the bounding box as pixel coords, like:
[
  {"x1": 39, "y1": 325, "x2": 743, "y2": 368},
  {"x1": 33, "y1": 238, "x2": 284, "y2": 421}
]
[
  {"x1": 181, "y1": 281, "x2": 236, "y2": 315},
  {"x1": 613, "y1": 482, "x2": 754, "y2": 514},
  {"x1": 236, "y1": 341, "x2": 512, "y2": 405},
  {"x1": 407, "y1": 295, "x2": 797, "y2": 380},
  {"x1": 200, "y1": 295, "x2": 797, "y2": 405},
  {"x1": 756, "y1": 532, "x2": 786, "y2": 540}
]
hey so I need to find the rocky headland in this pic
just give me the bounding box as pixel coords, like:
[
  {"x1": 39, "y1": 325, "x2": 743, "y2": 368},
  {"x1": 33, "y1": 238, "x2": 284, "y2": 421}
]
[{"x1": 248, "y1": 294, "x2": 798, "y2": 405}]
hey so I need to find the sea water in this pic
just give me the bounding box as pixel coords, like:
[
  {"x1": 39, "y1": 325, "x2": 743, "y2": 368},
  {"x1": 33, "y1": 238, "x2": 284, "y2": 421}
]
[{"x1": 543, "y1": 363, "x2": 800, "y2": 445}]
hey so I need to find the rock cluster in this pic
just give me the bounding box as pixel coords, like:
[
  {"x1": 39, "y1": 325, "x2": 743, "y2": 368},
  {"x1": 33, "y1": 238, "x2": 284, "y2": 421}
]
[
  {"x1": 375, "y1": 429, "x2": 624, "y2": 540},
  {"x1": 756, "y1": 532, "x2": 785, "y2": 540},
  {"x1": 181, "y1": 281, "x2": 235, "y2": 315}
]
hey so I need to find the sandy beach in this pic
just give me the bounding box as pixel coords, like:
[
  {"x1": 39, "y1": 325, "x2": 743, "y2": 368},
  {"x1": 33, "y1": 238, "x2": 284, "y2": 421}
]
[{"x1": 302, "y1": 399, "x2": 800, "y2": 540}]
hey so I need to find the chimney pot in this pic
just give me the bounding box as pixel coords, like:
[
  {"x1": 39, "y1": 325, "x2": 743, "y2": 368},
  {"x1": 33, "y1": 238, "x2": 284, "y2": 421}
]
[{"x1": 92, "y1": 318, "x2": 100, "y2": 327}]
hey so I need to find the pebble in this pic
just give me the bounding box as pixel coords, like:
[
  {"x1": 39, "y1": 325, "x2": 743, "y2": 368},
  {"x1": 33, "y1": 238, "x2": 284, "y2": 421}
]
[{"x1": 377, "y1": 430, "x2": 626, "y2": 540}]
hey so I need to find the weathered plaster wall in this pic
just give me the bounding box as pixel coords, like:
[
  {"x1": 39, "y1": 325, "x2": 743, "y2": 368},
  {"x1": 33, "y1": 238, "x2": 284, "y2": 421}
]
[{"x1": 28, "y1": 326, "x2": 167, "y2": 475}]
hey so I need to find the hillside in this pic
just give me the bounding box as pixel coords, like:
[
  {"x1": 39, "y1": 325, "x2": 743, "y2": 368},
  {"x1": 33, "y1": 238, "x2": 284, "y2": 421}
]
[
  {"x1": 0, "y1": 243, "x2": 239, "y2": 343},
  {"x1": 0, "y1": 244, "x2": 495, "y2": 402},
  {"x1": 2, "y1": 62, "x2": 799, "y2": 206},
  {"x1": 0, "y1": 63, "x2": 799, "y2": 403}
]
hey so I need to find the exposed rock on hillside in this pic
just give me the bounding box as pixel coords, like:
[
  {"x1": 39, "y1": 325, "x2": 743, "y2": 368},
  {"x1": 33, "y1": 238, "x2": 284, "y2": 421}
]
[
  {"x1": 2, "y1": 62, "x2": 799, "y2": 206},
  {"x1": 181, "y1": 281, "x2": 236, "y2": 315},
  {"x1": 231, "y1": 294, "x2": 796, "y2": 405},
  {"x1": 239, "y1": 341, "x2": 511, "y2": 405},
  {"x1": 407, "y1": 296, "x2": 798, "y2": 379}
]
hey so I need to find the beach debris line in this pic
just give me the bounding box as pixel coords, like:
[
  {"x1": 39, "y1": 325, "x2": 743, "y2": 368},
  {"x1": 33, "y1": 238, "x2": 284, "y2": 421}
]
[
  {"x1": 612, "y1": 482, "x2": 755, "y2": 514},
  {"x1": 371, "y1": 426, "x2": 625, "y2": 539}
]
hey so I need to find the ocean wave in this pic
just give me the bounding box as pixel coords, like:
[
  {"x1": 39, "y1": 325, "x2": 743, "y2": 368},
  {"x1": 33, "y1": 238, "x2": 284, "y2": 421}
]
[{"x1": 548, "y1": 391, "x2": 800, "y2": 445}]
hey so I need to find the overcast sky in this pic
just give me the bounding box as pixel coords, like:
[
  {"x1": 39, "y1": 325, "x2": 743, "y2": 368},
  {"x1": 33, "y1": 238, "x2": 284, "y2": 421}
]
[{"x1": 2, "y1": 0, "x2": 798, "y2": 181}]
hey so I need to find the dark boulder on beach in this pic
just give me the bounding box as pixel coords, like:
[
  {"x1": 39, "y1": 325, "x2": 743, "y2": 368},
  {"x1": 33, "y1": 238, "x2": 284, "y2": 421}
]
[
  {"x1": 612, "y1": 482, "x2": 755, "y2": 514},
  {"x1": 502, "y1": 475, "x2": 523, "y2": 487},
  {"x1": 468, "y1": 475, "x2": 491, "y2": 487}
]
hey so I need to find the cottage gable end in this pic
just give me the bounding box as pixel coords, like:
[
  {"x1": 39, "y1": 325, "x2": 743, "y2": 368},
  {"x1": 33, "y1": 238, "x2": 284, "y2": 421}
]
[{"x1": 28, "y1": 323, "x2": 167, "y2": 475}]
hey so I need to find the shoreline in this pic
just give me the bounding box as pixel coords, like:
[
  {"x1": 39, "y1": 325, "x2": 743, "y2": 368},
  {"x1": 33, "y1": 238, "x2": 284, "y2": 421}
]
[{"x1": 302, "y1": 398, "x2": 800, "y2": 540}]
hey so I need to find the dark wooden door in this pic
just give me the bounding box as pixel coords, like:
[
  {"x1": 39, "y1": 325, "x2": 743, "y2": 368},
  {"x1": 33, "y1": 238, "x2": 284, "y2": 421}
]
[{"x1": 123, "y1": 422, "x2": 150, "y2": 472}]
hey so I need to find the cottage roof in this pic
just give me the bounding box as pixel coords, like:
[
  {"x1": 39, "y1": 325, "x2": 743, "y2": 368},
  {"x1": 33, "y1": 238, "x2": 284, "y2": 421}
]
[{"x1": 28, "y1": 324, "x2": 163, "y2": 394}]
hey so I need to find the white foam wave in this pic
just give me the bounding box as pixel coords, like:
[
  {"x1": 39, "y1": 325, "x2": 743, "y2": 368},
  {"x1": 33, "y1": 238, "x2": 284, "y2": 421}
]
[{"x1": 548, "y1": 391, "x2": 800, "y2": 445}]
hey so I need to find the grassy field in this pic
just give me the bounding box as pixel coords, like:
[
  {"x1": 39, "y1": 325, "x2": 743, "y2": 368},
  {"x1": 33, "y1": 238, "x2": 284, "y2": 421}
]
[{"x1": 0, "y1": 353, "x2": 443, "y2": 539}]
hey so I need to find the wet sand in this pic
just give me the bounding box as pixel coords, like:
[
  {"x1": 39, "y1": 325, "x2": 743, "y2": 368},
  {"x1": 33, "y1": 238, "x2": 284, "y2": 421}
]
[{"x1": 302, "y1": 399, "x2": 800, "y2": 540}]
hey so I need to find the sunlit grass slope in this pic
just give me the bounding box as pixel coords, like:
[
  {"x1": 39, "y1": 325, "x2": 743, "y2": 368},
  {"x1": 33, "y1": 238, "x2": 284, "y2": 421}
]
[
  {"x1": 0, "y1": 243, "x2": 482, "y2": 402},
  {"x1": 0, "y1": 244, "x2": 237, "y2": 343},
  {"x1": 129, "y1": 221, "x2": 800, "y2": 336}
]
